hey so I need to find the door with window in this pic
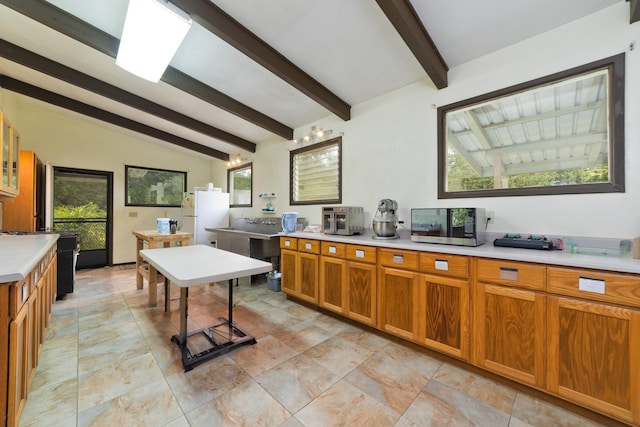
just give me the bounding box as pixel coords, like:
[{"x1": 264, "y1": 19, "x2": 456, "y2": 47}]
[{"x1": 53, "y1": 167, "x2": 113, "y2": 269}]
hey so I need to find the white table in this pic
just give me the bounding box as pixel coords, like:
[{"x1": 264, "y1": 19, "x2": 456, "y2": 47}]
[{"x1": 139, "y1": 245, "x2": 273, "y2": 371}]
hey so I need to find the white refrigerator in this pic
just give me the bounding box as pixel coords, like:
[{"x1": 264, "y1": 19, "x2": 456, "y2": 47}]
[{"x1": 181, "y1": 190, "x2": 229, "y2": 246}]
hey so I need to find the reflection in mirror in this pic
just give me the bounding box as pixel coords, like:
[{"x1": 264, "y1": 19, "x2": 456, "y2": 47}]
[
  {"x1": 228, "y1": 163, "x2": 252, "y2": 207},
  {"x1": 438, "y1": 54, "x2": 624, "y2": 198}
]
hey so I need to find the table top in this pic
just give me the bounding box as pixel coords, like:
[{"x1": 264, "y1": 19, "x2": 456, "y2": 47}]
[
  {"x1": 139, "y1": 245, "x2": 273, "y2": 287},
  {"x1": 132, "y1": 230, "x2": 193, "y2": 242}
]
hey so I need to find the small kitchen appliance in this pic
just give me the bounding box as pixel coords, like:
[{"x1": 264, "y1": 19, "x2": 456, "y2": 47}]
[
  {"x1": 281, "y1": 212, "x2": 299, "y2": 233},
  {"x1": 372, "y1": 199, "x2": 400, "y2": 239},
  {"x1": 322, "y1": 206, "x2": 364, "y2": 235},
  {"x1": 411, "y1": 208, "x2": 486, "y2": 246}
]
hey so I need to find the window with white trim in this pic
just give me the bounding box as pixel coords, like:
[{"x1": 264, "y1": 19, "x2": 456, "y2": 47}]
[{"x1": 290, "y1": 137, "x2": 341, "y2": 205}]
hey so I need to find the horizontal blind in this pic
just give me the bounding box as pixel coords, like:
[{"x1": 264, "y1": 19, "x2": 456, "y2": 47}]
[{"x1": 293, "y1": 142, "x2": 339, "y2": 202}]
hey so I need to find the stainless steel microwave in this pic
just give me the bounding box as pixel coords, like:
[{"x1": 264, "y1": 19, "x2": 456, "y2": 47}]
[
  {"x1": 410, "y1": 208, "x2": 486, "y2": 246},
  {"x1": 322, "y1": 206, "x2": 364, "y2": 235}
]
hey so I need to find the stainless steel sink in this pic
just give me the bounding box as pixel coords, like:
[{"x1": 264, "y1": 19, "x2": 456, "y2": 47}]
[{"x1": 210, "y1": 218, "x2": 283, "y2": 266}]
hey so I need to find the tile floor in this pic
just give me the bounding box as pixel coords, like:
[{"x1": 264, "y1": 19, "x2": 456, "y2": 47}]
[{"x1": 19, "y1": 266, "x2": 619, "y2": 426}]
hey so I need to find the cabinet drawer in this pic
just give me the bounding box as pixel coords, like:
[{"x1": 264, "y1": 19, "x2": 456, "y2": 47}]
[
  {"x1": 321, "y1": 241, "x2": 345, "y2": 258},
  {"x1": 548, "y1": 266, "x2": 640, "y2": 308},
  {"x1": 477, "y1": 259, "x2": 546, "y2": 290},
  {"x1": 379, "y1": 248, "x2": 419, "y2": 270},
  {"x1": 345, "y1": 245, "x2": 376, "y2": 264},
  {"x1": 9, "y1": 278, "x2": 30, "y2": 319},
  {"x1": 280, "y1": 237, "x2": 297, "y2": 249},
  {"x1": 419, "y1": 253, "x2": 469, "y2": 278},
  {"x1": 298, "y1": 239, "x2": 320, "y2": 254}
]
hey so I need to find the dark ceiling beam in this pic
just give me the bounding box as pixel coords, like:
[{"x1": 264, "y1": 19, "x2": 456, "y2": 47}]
[
  {"x1": 0, "y1": 75, "x2": 229, "y2": 160},
  {"x1": 0, "y1": 0, "x2": 293, "y2": 141},
  {"x1": 375, "y1": 0, "x2": 448, "y2": 89},
  {"x1": 0, "y1": 38, "x2": 256, "y2": 152},
  {"x1": 170, "y1": 0, "x2": 352, "y2": 121},
  {"x1": 630, "y1": 0, "x2": 640, "y2": 24}
]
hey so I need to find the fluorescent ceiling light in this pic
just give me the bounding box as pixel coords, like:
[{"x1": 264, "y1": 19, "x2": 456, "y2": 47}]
[{"x1": 116, "y1": 0, "x2": 192, "y2": 82}]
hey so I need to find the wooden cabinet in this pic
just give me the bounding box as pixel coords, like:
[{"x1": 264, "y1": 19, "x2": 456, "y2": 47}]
[
  {"x1": 547, "y1": 267, "x2": 640, "y2": 424},
  {"x1": 417, "y1": 253, "x2": 470, "y2": 360},
  {"x1": 378, "y1": 249, "x2": 419, "y2": 341},
  {"x1": 474, "y1": 259, "x2": 546, "y2": 388},
  {"x1": 280, "y1": 237, "x2": 319, "y2": 304},
  {"x1": 2, "y1": 245, "x2": 57, "y2": 427},
  {"x1": 319, "y1": 243, "x2": 377, "y2": 326},
  {"x1": 2, "y1": 151, "x2": 43, "y2": 231},
  {"x1": 0, "y1": 110, "x2": 20, "y2": 199}
]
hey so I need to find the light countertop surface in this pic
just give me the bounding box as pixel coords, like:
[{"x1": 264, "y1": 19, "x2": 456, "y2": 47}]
[
  {"x1": 0, "y1": 234, "x2": 59, "y2": 282},
  {"x1": 280, "y1": 231, "x2": 640, "y2": 275},
  {"x1": 139, "y1": 245, "x2": 273, "y2": 287}
]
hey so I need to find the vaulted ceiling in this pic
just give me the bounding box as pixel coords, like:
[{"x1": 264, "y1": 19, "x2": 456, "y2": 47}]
[{"x1": 0, "y1": 0, "x2": 633, "y2": 161}]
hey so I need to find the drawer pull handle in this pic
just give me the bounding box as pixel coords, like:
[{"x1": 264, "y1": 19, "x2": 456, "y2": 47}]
[
  {"x1": 356, "y1": 249, "x2": 365, "y2": 258},
  {"x1": 393, "y1": 254, "x2": 404, "y2": 264},
  {"x1": 285, "y1": 240, "x2": 291, "y2": 247},
  {"x1": 435, "y1": 259, "x2": 449, "y2": 271},
  {"x1": 22, "y1": 283, "x2": 28, "y2": 303},
  {"x1": 499, "y1": 266, "x2": 518, "y2": 281},
  {"x1": 305, "y1": 242, "x2": 312, "y2": 250},
  {"x1": 329, "y1": 245, "x2": 337, "y2": 254},
  {"x1": 578, "y1": 276, "x2": 605, "y2": 294}
]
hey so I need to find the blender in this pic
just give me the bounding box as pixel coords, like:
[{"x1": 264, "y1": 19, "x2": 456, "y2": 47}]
[{"x1": 372, "y1": 199, "x2": 399, "y2": 239}]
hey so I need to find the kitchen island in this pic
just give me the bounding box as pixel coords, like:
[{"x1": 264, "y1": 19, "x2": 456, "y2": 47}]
[
  {"x1": 279, "y1": 231, "x2": 640, "y2": 425},
  {"x1": 0, "y1": 234, "x2": 58, "y2": 427}
]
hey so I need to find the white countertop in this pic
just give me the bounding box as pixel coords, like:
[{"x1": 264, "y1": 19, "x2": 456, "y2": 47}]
[
  {"x1": 0, "y1": 234, "x2": 59, "y2": 282},
  {"x1": 280, "y1": 231, "x2": 640, "y2": 274},
  {"x1": 139, "y1": 245, "x2": 273, "y2": 287}
]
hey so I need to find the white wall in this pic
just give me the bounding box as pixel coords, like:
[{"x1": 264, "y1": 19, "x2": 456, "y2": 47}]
[
  {"x1": 0, "y1": 94, "x2": 226, "y2": 263},
  {"x1": 244, "y1": 2, "x2": 640, "y2": 240}
]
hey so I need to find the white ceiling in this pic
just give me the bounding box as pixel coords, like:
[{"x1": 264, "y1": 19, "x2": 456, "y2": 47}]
[{"x1": 0, "y1": 0, "x2": 624, "y2": 160}]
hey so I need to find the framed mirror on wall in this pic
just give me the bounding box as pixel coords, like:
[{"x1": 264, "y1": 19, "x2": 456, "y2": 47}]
[
  {"x1": 228, "y1": 163, "x2": 252, "y2": 207},
  {"x1": 438, "y1": 53, "x2": 625, "y2": 199}
]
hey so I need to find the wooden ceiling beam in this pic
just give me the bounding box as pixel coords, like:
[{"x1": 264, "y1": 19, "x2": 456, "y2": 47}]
[
  {"x1": 0, "y1": 39, "x2": 256, "y2": 153},
  {"x1": 170, "y1": 0, "x2": 352, "y2": 121},
  {"x1": 0, "y1": 0, "x2": 293, "y2": 141},
  {"x1": 375, "y1": 0, "x2": 448, "y2": 89},
  {"x1": 0, "y1": 75, "x2": 229, "y2": 160}
]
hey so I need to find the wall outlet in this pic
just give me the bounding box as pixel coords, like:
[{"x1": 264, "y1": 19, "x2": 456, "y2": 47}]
[
  {"x1": 129, "y1": 211, "x2": 138, "y2": 217},
  {"x1": 486, "y1": 210, "x2": 495, "y2": 224}
]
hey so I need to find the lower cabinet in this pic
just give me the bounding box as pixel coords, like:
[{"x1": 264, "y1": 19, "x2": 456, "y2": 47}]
[
  {"x1": 319, "y1": 242, "x2": 377, "y2": 326},
  {"x1": 3, "y1": 245, "x2": 57, "y2": 427},
  {"x1": 377, "y1": 249, "x2": 420, "y2": 341},
  {"x1": 474, "y1": 259, "x2": 546, "y2": 388},
  {"x1": 280, "y1": 237, "x2": 319, "y2": 304}
]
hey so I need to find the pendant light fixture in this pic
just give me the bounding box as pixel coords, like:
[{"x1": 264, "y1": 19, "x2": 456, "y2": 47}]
[{"x1": 116, "y1": 0, "x2": 192, "y2": 82}]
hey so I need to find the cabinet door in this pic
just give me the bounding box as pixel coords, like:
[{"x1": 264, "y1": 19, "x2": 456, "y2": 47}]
[
  {"x1": 346, "y1": 261, "x2": 376, "y2": 326},
  {"x1": 378, "y1": 267, "x2": 419, "y2": 341},
  {"x1": 319, "y1": 256, "x2": 346, "y2": 314},
  {"x1": 297, "y1": 252, "x2": 318, "y2": 304},
  {"x1": 475, "y1": 283, "x2": 545, "y2": 387},
  {"x1": 547, "y1": 296, "x2": 640, "y2": 424},
  {"x1": 7, "y1": 304, "x2": 29, "y2": 427},
  {"x1": 418, "y1": 274, "x2": 469, "y2": 360},
  {"x1": 280, "y1": 249, "x2": 297, "y2": 295}
]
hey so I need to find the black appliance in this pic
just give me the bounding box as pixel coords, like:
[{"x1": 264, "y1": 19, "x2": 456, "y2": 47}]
[{"x1": 56, "y1": 232, "x2": 79, "y2": 299}]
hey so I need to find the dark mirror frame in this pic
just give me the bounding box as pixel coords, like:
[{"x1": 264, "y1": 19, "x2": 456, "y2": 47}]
[
  {"x1": 437, "y1": 53, "x2": 625, "y2": 199},
  {"x1": 227, "y1": 163, "x2": 253, "y2": 208}
]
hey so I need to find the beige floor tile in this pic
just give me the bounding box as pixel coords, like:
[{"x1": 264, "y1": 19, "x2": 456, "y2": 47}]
[
  {"x1": 185, "y1": 379, "x2": 290, "y2": 426},
  {"x1": 19, "y1": 377, "x2": 77, "y2": 427},
  {"x1": 510, "y1": 392, "x2": 608, "y2": 427},
  {"x1": 302, "y1": 335, "x2": 375, "y2": 377},
  {"x1": 256, "y1": 353, "x2": 340, "y2": 413},
  {"x1": 294, "y1": 380, "x2": 399, "y2": 427}
]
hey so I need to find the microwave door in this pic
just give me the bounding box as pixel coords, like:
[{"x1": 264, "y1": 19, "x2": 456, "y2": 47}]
[
  {"x1": 322, "y1": 213, "x2": 333, "y2": 233},
  {"x1": 335, "y1": 213, "x2": 347, "y2": 233}
]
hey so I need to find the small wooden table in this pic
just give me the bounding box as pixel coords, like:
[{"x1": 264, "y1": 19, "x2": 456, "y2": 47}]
[
  {"x1": 139, "y1": 245, "x2": 272, "y2": 371},
  {"x1": 132, "y1": 230, "x2": 193, "y2": 306}
]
